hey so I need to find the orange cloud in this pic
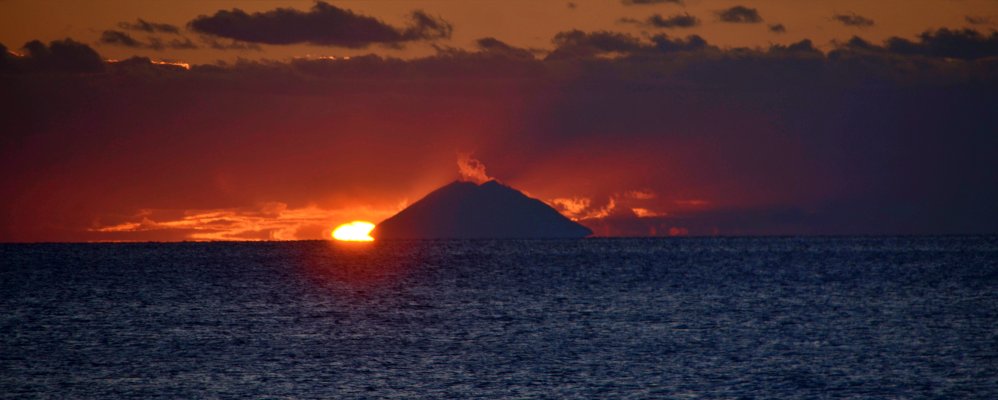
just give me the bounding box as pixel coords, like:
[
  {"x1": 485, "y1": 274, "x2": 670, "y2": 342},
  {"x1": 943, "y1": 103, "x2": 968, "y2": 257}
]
[
  {"x1": 625, "y1": 190, "x2": 656, "y2": 200},
  {"x1": 675, "y1": 199, "x2": 709, "y2": 207},
  {"x1": 548, "y1": 196, "x2": 616, "y2": 220},
  {"x1": 631, "y1": 208, "x2": 664, "y2": 218},
  {"x1": 549, "y1": 189, "x2": 661, "y2": 221},
  {"x1": 548, "y1": 197, "x2": 591, "y2": 220},
  {"x1": 90, "y1": 202, "x2": 402, "y2": 241}
]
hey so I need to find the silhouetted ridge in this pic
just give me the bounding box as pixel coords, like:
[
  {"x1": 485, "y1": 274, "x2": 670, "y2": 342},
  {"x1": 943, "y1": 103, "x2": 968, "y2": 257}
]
[{"x1": 372, "y1": 180, "x2": 592, "y2": 239}]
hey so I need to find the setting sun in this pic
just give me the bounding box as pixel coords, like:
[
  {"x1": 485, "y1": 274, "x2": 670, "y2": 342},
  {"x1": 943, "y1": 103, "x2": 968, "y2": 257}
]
[{"x1": 332, "y1": 221, "x2": 375, "y2": 242}]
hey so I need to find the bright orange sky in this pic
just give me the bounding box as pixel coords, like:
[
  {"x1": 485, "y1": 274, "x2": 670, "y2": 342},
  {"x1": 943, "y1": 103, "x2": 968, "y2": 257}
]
[{"x1": 2, "y1": 1, "x2": 997, "y2": 241}]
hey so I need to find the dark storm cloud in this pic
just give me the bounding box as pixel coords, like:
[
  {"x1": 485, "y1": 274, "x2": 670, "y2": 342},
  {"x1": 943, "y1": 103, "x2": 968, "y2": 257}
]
[
  {"x1": 187, "y1": 1, "x2": 452, "y2": 48},
  {"x1": 3, "y1": 27, "x2": 997, "y2": 239},
  {"x1": 769, "y1": 23, "x2": 786, "y2": 33},
  {"x1": 648, "y1": 13, "x2": 700, "y2": 28},
  {"x1": 621, "y1": 0, "x2": 683, "y2": 5},
  {"x1": 717, "y1": 6, "x2": 763, "y2": 23},
  {"x1": 100, "y1": 30, "x2": 199, "y2": 51},
  {"x1": 118, "y1": 18, "x2": 180, "y2": 34},
  {"x1": 832, "y1": 13, "x2": 875, "y2": 27}
]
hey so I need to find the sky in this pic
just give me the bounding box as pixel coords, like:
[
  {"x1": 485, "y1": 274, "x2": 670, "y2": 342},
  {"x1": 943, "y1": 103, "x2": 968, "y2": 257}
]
[{"x1": 1, "y1": 0, "x2": 997, "y2": 241}]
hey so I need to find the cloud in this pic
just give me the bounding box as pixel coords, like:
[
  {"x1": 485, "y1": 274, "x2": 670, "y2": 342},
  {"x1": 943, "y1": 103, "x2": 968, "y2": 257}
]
[
  {"x1": 832, "y1": 12, "x2": 875, "y2": 27},
  {"x1": 548, "y1": 197, "x2": 592, "y2": 219},
  {"x1": 475, "y1": 37, "x2": 534, "y2": 59},
  {"x1": 581, "y1": 198, "x2": 616, "y2": 220},
  {"x1": 0, "y1": 43, "x2": 13, "y2": 70},
  {"x1": 581, "y1": 205, "x2": 815, "y2": 236},
  {"x1": 551, "y1": 190, "x2": 660, "y2": 221},
  {"x1": 626, "y1": 190, "x2": 656, "y2": 200},
  {"x1": 621, "y1": 0, "x2": 683, "y2": 5},
  {"x1": 457, "y1": 154, "x2": 493, "y2": 184},
  {"x1": 100, "y1": 30, "x2": 199, "y2": 50},
  {"x1": 3, "y1": 28, "x2": 997, "y2": 240},
  {"x1": 631, "y1": 208, "x2": 664, "y2": 218},
  {"x1": 779, "y1": 41, "x2": 823, "y2": 59},
  {"x1": 651, "y1": 33, "x2": 713, "y2": 52},
  {"x1": 107, "y1": 56, "x2": 191, "y2": 71},
  {"x1": 674, "y1": 199, "x2": 708, "y2": 207},
  {"x1": 89, "y1": 202, "x2": 401, "y2": 241},
  {"x1": 118, "y1": 18, "x2": 180, "y2": 34},
  {"x1": 769, "y1": 23, "x2": 786, "y2": 33},
  {"x1": 884, "y1": 28, "x2": 998, "y2": 59},
  {"x1": 835, "y1": 35, "x2": 877, "y2": 52},
  {"x1": 965, "y1": 15, "x2": 993, "y2": 26},
  {"x1": 199, "y1": 36, "x2": 262, "y2": 51},
  {"x1": 717, "y1": 6, "x2": 763, "y2": 23},
  {"x1": 187, "y1": 1, "x2": 452, "y2": 48},
  {"x1": 163, "y1": 37, "x2": 198, "y2": 50},
  {"x1": 833, "y1": 28, "x2": 998, "y2": 60},
  {"x1": 647, "y1": 13, "x2": 700, "y2": 28},
  {"x1": 100, "y1": 30, "x2": 144, "y2": 48},
  {"x1": 547, "y1": 30, "x2": 644, "y2": 59},
  {"x1": 10, "y1": 38, "x2": 104, "y2": 72}
]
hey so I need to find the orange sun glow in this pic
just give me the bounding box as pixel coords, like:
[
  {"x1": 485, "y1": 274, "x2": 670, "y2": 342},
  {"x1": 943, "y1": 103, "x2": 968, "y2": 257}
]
[{"x1": 332, "y1": 221, "x2": 375, "y2": 241}]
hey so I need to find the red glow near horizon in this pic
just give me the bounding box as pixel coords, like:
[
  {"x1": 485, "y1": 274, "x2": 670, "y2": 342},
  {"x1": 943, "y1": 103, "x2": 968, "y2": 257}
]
[{"x1": 3, "y1": 0, "x2": 995, "y2": 240}]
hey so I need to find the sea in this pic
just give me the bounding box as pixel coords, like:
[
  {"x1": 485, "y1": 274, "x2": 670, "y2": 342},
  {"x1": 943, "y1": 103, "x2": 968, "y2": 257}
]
[{"x1": 2, "y1": 237, "x2": 996, "y2": 398}]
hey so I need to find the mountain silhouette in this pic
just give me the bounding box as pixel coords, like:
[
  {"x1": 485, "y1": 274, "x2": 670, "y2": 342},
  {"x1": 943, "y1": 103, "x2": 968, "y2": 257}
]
[{"x1": 371, "y1": 180, "x2": 592, "y2": 239}]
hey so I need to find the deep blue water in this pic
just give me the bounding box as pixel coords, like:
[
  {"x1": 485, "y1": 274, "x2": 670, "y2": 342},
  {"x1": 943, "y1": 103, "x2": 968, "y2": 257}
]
[{"x1": 2, "y1": 237, "x2": 997, "y2": 398}]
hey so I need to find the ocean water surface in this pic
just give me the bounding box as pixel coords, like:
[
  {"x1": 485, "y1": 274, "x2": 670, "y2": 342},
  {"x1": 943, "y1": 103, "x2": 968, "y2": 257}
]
[{"x1": 2, "y1": 237, "x2": 997, "y2": 398}]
